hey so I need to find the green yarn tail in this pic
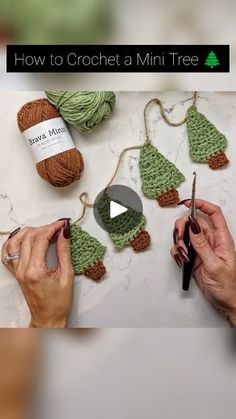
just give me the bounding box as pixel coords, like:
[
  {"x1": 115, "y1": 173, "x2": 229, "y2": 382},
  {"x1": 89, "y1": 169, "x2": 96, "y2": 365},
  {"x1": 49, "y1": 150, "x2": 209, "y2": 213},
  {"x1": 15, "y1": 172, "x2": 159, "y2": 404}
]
[
  {"x1": 186, "y1": 105, "x2": 228, "y2": 162},
  {"x1": 71, "y1": 225, "x2": 106, "y2": 275},
  {"x1": 45, "y1": 91, "x2": 116, "y2": 133},
  {"x1": 139, "y1": 144, "x2": 185, "y2": 199}
]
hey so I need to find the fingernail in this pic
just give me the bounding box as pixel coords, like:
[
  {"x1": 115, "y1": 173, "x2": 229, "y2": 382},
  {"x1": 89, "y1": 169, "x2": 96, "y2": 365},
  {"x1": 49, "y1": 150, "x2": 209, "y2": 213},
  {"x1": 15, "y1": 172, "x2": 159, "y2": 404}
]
[
  {"x1": 188, "y1": 216, "x2": 201, "y2": 234},
  {"x1": 177, "y1": 199, "x2": 191, "y2": 206},
  {"x1": 58, "y1": 218, "x2": 71, "y2": 221},
  {"x1": 174, "y1": 254, "x2": 182, "y2": 268},
  {"x1": 8, "y1": 227, "x2": 20, "y2": 239},
  {"x1": 63, "y1": 220, "x2": 71, "y2": 239},
  {"x1": 177, "y1": 246, "x2": 190, "y2": 263},
  {"x1": 173, "y1": 227, "x2": 179, "y2": 245}
]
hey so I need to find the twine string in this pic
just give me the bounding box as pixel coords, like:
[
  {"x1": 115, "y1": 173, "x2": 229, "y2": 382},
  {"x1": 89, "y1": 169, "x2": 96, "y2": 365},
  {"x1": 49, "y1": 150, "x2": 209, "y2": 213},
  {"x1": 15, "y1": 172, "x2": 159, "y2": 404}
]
[
  {"x1": 105, "y1": 145, "x2": 144, "y2": 188},
  {"x1": 73, "y1": 144, "x2": 144, "y2": 224},
  {"x1": 144, "y1": 91, "x2": 197, "y2": 143},
  {"x1": 193, "y1": 91, "x2": 197, "y2": 107},
  {"x1": 0, "y1": 229, "x2": 12, "y2": 236},
  {"x1": 72, "y1": 192, "x2": 93, "y2": 225}
]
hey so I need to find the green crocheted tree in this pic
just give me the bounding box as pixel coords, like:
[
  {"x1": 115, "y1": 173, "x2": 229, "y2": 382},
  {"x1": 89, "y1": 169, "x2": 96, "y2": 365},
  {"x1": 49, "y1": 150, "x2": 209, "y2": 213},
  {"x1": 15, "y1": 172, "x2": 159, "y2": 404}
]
[
  {"x1": 71, "y1": 225, "x2": 106, "y2": 281},
  {"x1": 97, "y1": 193, "x2": 151, "y2": 251},
  {"x1": 139, "y1": 144, "x2": 185, "y2": 207},
  {"x1": 186, "y1": 105, "x2": 229, "y2": 169}
]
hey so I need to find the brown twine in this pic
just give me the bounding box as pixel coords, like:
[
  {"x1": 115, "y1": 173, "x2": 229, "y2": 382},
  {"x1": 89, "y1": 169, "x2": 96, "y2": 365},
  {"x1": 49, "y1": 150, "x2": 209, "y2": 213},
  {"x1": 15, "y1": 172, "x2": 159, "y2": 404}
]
[
  {"x1": 144, "y1": 91, "x2": 197, "y2": 142},
  {"x1": 0, "y1": 229, "x2": 12, "y2": 236},
  {"x1": 72, "y1": 192, "x2": 94, "y2": 225},
  {"x1": 73, "y1": 144, "x2": 144, "y2": 224},
  {"x1": 0, "y1": 92, "x2": 198, "y2": 235}
]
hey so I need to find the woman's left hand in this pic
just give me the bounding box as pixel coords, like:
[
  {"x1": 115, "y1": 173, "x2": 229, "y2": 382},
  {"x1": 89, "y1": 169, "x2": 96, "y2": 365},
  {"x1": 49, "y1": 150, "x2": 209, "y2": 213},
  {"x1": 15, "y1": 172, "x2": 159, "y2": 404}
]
[{"x1": 1, "y1": 219, "x2": 74, "y2": 328}]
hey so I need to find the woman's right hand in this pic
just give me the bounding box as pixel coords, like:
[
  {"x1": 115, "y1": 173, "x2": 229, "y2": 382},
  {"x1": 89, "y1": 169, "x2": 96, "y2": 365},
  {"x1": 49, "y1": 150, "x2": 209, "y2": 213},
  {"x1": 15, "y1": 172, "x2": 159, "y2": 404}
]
[{"x1": 171, "y1": 200, "x2": 236, "y2": 326}]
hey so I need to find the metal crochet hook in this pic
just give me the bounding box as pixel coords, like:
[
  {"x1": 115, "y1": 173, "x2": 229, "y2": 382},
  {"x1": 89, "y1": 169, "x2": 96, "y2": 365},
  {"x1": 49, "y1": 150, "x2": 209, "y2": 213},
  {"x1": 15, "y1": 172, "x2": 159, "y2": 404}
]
[{"x1": 182, "y1": 172, "x2": 197, "y2": 291}]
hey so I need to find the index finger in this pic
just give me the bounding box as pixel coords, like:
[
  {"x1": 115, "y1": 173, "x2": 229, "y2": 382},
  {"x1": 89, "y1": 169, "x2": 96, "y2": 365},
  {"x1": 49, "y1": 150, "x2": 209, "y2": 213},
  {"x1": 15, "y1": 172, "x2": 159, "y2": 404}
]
[
  {"x1": 181, "y1": 199, "x2": 230, "y2": 232},
  {"x1": 29, "y1": 220, "x2": 65, "y2": 266}
]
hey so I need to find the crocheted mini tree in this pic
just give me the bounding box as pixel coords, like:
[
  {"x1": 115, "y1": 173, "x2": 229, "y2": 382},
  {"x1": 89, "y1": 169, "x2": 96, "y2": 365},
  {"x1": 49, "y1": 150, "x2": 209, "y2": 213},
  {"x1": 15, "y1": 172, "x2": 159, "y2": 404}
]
[
  {"x1": 97, "y1": 193, "x2": 151, "y2": 251},
  {"x1": 139, "y1": 144, "x2": 185, "y2": 207},
  {"x1": 71, "y1": 225, "x2": 106, "y2": 281},
  {"x1": 186, "y1": 105, "x2": 229, "y2": 169}
]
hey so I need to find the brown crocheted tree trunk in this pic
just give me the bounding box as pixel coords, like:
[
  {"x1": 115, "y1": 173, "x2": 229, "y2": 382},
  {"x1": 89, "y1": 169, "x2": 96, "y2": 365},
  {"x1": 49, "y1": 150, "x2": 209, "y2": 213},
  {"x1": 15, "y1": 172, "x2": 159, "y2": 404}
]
[
  {"x1": 157, "y1": 188, "x2": 179, "y2": 207},
  {"x1": 84, "y1": 261, "x2": 106, "y2": 282},
  {"x1": 130, "y1": 229, "x2": 151, "y2": 251},
  {"x1": 208, "y1": 152, "x2": 229, "y2": 170}
]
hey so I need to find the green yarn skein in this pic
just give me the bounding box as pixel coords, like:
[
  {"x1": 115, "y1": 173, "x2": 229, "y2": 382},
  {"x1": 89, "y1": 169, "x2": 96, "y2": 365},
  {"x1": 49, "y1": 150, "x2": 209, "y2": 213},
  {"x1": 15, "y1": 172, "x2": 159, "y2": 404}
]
[
  {"x1": 186, "y1": 105, "x2": 229, "y2": 169},
  {"x1": 45, "y1": 91, "x2": 116, "y2": 133},
  {"x1": 139, "y1": 144, "x2": 185, "y2": 207}
]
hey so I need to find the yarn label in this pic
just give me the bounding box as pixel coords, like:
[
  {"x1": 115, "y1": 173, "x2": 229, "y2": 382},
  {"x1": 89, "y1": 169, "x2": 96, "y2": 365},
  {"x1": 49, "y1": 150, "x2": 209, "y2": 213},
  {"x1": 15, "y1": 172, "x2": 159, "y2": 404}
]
[{"x1": 22, "y1": 117, "x2": 75, "y2": 163}]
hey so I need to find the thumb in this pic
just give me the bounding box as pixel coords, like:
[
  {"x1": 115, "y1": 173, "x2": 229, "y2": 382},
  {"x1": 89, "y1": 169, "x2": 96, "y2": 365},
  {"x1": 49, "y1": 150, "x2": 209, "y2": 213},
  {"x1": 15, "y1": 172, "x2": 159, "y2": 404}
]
[
  {"x1": 188, "y1": 216, "x2": 218, "y2": 267},
  {"x1": 56, "y1": 220, "x2": 73, "y2": 275}
]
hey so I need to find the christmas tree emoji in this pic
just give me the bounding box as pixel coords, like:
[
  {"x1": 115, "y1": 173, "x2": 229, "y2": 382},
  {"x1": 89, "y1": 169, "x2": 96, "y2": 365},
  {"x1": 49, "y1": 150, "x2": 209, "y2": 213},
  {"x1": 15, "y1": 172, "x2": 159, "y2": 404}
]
[
  {"x1": 186, "y1": 105, "x2": 229, "y2": 169},
  {"x1": 204, "y1": 51, "x2": 220, "y2": 69},
  {"x1": 139, "y1": 144, "x2": 185, "y2": 207},
  {"x1": 71, "y1": 225, "x2": 107, "y2": 281},
  {"x1": 97, "y1": 193, "x2": 151, "y2": 251}
]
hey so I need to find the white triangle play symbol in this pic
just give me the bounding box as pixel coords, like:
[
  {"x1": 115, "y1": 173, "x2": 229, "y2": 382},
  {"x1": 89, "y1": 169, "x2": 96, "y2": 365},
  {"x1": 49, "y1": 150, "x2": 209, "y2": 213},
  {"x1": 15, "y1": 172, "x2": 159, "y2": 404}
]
[{"x1": 110, "y1": 201, "x2": 128, "y2": 219}]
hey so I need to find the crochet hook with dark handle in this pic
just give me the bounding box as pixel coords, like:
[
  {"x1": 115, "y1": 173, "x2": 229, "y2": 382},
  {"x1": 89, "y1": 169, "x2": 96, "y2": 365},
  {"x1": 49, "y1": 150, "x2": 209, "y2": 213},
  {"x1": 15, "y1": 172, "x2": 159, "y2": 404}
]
[{"x1": 182, "y1": 172, "x2": 197, "y2": 291}]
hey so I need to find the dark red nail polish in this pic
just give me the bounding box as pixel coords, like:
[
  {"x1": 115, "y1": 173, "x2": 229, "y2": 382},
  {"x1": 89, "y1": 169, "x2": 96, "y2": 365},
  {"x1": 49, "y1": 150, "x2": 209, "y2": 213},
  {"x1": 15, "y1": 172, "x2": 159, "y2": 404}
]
[
  {"x1": 177, "y1": 246, "x2": 190, "y2": 263},
  {"x1": 188, "y1": 216, "x2": 201, "y2": 234},
  {"x1": 58, "y1": 218, "x2": 71, "y2": 221},
  {"x1": 63, "y1": 220, "x2": 71, "y2": 239},
  {"x1": 174, "y1": 254, "x2": 182, "y2": 268},
  {"x1": 177, "y1": 199, "x2": 191, "y2": 206},
  {"x1": 173, "y1": 227, "x2": 179, "y2": 245},
  {"x1": 8, "y1": 227, "x2": 20, "y2": 239}
]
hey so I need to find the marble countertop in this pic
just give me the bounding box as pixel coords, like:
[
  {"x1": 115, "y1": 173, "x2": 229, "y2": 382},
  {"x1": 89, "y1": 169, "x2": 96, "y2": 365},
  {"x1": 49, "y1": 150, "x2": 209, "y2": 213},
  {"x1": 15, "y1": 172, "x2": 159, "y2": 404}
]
[{"x1": 0, "y1": 91, "x2": 235, "y2": 327}]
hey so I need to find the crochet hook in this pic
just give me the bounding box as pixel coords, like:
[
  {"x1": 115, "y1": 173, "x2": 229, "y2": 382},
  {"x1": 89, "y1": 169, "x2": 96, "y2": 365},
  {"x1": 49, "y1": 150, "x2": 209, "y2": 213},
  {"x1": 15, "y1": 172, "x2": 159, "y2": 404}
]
[{"x1": 182, "y1": 172, "x2": 197, "y2": 291}]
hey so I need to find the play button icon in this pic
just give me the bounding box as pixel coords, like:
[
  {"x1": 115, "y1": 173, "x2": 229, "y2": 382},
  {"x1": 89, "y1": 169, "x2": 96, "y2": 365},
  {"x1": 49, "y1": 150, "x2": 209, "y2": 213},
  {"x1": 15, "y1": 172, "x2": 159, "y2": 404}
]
[
  {"x1": 93, "y1": 185, "x2": 143, "y2": 234},
  {"x1": 110, "y1": 201, "x2": 128, "y2": 219}
]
